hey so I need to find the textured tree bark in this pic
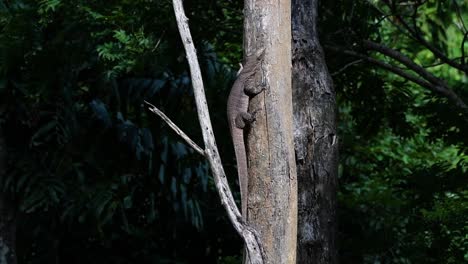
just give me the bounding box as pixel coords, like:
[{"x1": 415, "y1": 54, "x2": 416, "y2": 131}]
[
  {"x1": 0, "y1": 126, "x2": 17, "y2": 264},
  {"x1": 244, "y1": 0, "x2": 297, "y2": 263},
  {"x1": 292, "y1": 0, "x2": 339, "y2": 263}
]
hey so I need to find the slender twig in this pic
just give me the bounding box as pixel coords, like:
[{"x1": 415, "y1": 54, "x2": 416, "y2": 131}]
[
  {"x1": 366, "y1": 1, "x2": 408, "y2": 35},
  {"x1": 452, "y1": 0, "x2": 467, "y2": 33},
  {"x1": 461, "y1": 32, "x2": 467, "y2": 66},
  {"x1": 170, "y1": 1, "x2": 265, "y2": 263},
  {"x1": 421, "y1": 56, "x2": 466, "y2": 68},
  {"x1": 331, "y1": 59, "x2": 363, "y2": 76},
  {"x1": 373, "y1": 14, "x2": 393, "y2": 27},
  {"x1": 144, "y1": 101, "x2": 204, "y2": 156},
  {"x1": 152, "y1": 30, "x2": 166, "y2": 52}
]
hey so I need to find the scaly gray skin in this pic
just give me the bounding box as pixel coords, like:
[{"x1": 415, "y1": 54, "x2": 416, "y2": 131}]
[{"x1": 227, "y1": 49, "x2": 264, "y2": 218}]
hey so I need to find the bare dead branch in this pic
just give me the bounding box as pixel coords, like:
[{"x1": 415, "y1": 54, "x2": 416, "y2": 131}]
[
  {"x1": 144, "y1": 101, "x2": 205, "y2": 156},
  {"x1": 171, "y1": 0, "x2": 265, "y2": 263}
]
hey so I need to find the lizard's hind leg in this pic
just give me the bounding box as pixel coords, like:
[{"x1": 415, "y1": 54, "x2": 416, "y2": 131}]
[{"x1": 235, "y1": 112, "x2": 254, "y2": 129}]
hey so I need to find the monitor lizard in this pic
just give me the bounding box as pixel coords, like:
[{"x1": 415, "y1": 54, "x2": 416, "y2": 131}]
[{"x1": 227, "y1": 48, "x2": 265, "y2": 218}]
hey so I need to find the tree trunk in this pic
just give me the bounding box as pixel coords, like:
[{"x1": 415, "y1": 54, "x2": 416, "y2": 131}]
[
  {"x1": 0, "y1": 125, "x2": 17, "y2": 264},
  {"x1": 292, "y1": 0, "x2": 339, "y2": 263},
  {"x1": 244, "y1": 1, "x2": 297, "y2": 263}
]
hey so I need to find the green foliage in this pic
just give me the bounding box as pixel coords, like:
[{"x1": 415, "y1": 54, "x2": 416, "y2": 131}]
[
  {"x1": 323, "y1": 1, "x2": 468, "y2": 263},
  {"x1": 97, "y1": 28, "x2": 157, "y2": 78},
  {"x1": 38, "y1": 0, "x2": 61, "y2": 13},
  {"x1": 0, "y1": 0, "x2": 243, "y2": 262},
  {"x1": 338, "y1": 114, "x2": 467, "y2": 263}
]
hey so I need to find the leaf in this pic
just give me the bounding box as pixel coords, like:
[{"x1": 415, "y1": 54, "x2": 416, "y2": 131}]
[
  {"x1": 123, "y1": 195, "x2": 132, "y2": 209},
  {"x1": 117, "y1": 120, "x2": 145, "y2": 159},
  {"x1": 148, "y1": 192, "x2": 156, "y2": 223},
  {"x1": 171, "y1": 141, "x2": 187, "y2": 159},
  {"x1": 39, "y1": 0, "x2": 61, "y2": 13},
  {"x1": 183, "y1": 168, "x2": 191, "y2": 184},
  {"x1": 0, "y1": 79, "x2": 6, "y2": 92},
  {"x1": 21, "y1": 190, "x2": 46, "y2": 213},
  {"x1": 97, "y1": 42, "x2": 123, "y2": 61},
  {"x1": 16, "y1": 173, "x2": 29, "y2": 192},
  {"x1": 30, "y1": 120, "x2": 57, "y2": 146},
  {"x1": 89, "y1": 99, "x2": 112, "y2": 128},
  {"x1": 60, "y1": 203, "x2": 77, "y2": 223},
  {"x1": 171, "y1": 177, "x2": 177, "y2": 196},
  {"x1": 101, "y1": 201, "x2": 118, "y2": 225},
  {"x1": 194, "y1": 200, "x2": 203, "y2": 229},
  {"x1": 114, "y1": 29, "x2": 130, "y2": 44},
  {"x1": 158, "y1": 165, "x2": 165, "y2": 184},
  {"x1": 94, "y1": 190, "x2": 113, "y2": 219},
  {"x1": 181, "y1": 185, "x2": 187, "y2": 218},
  {"x1": 140, "y1": 127, "x2": 154, "y2": 154},
  {"x1": 120, "y1": 78, "x2": 165, "y2": 103}
]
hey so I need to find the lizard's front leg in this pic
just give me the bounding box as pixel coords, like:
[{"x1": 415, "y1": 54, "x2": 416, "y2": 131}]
[
  {"x1": 244, "y1": 83, "x2": 265, "y2": 96},
  {"x1": 244, "y1": 64, "x2": 266, "y2": 96},
  {"x1": 243, "y1": 81, "x2": 265, "y2": 123}
]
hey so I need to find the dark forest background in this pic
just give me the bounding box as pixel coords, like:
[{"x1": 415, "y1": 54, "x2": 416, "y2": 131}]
[{"x1": 0, "y1": 0, "x2": 467, "y2": 263}]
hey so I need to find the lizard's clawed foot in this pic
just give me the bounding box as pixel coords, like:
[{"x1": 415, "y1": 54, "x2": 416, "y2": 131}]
[
  {"x1": 255, "y1": 48, "x2": 266, "y2": 59},
  {"x1": 236, "y1": 63, "x2": 243, "y2": 76},
  {"x1": 235, "y1": 112, "x2": 254, "y2": 129}
]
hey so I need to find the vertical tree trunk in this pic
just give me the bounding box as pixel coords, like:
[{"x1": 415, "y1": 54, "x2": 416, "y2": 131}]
[
  {"x1": 292, "y1": 0, "x2": 339, "y2": 263},
  {"x1": 244, "y1": 0, "x2": 297, "y2": 263},
  {"x1": 0, "y1": 125, "x2": 17, "y2": 264}
]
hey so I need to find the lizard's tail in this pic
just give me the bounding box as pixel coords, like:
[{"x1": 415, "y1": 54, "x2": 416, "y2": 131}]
[{"x1": 233, "y1": 132, "x2": 248, "y2": 219}]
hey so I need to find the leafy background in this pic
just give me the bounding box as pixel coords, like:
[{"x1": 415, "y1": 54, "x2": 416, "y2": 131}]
[{"x1": 0, "y1": 0, "x2": 467, "y2": 263}]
